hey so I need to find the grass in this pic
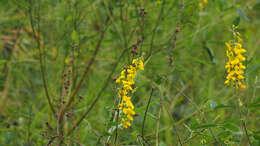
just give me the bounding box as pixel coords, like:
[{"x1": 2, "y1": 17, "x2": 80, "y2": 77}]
[{"x1": 0, "y1": 0, "x2": 260, "y2": 145}]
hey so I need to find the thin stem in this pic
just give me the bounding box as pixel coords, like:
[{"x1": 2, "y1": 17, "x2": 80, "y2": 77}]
[
  {"x1": 156, "y1": 98, "x2": 162, "y2": 146},
  {"x1": 173, "y1": 85, "x2": 220, "y2": 145},
  {"x1": 67, "y1": 46, "x2": 129, "y2": 135},
  {"x1": 28, "y1": 0, "x2": 56, "y2": 115},
  {"x1": 119, "y1": 0, "x2": 129, "y2": 63},
  {"x1": 113, "y1": 96, "x2": 122, "y2": 145},
  {"x1": 62, "y1": 20, "x2": 110, "y2": 117},
  {"x1": 0, "y1": 28, "x2": 22, "y2": 113},
  {"x1": 146, "y1": 0, "x2": 166, "y2": 60},
  {"x1": 183, "y1": 130, "x2": 206, "y2": 144},
  {"x1": 95, "y1": 136, "x2": 103, "y2": 146},
  {"x1": 142, "y1": 88, "x2": 154, "y2": 137},
  {"x1": 164, "y1": 104, "x2": 183, "y2": 146},
  {"x1": 242, "y1": 120, "x2": 252, "y2": 145},
  {"x1": 105, "y1": 93, "x2": 119, "y2": 145},
  {"x1": 236, "y1": 93, "x2": 252, "y2": 145}
]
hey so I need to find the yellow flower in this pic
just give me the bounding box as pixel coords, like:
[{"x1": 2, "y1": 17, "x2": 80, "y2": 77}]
[
  {"x1": 132, "y1": 59, "x2": 138, "y2": 64},
  {"x1": 115, "y1": 78, "x2": 121, "y2": 83},
  {"x1": 199, "y1": 2, "x2": 204, "y2": 8},
  {"x1": 240, "y1": 85, "x2": 246, "y2": 89},
  {"x1": 224, "y1": 26, "x2": 246, "y2": 89},
  {"x1": 199, "y1": 0, "x2": 208, "y2": 9},
  {"x1": 115, "y1": 58, "x2": 144, "y2": 128},
  {"x1": 224, "y1": 80, "x2": 230, "y2": 85},
  {"x1": 138, "y1": 60, "x2": 144, "y2": 70},
  {"x1": 127, "y1": 114, "x2": 133, "y2": 121},
  {"x1": 122, "y1": 118, "x2": 131, "y2": 128}
]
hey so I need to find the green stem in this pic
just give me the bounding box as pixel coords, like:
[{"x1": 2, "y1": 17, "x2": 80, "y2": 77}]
[{"x1": 142, "y1": 88, "x2": 154, "y2": 137}]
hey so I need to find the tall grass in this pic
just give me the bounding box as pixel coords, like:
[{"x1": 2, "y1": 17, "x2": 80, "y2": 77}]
[{"x1": 0, "y1": 0, "x2": 260, "y2": 145}]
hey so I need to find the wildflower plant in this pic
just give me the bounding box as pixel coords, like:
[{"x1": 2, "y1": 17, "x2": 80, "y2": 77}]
[
  {"x1": 3, "y1": 0, "x2": 260, "y2": 145},
  {"x1": 224, "y1": 25, "x2": 247, "y2": 89},
  {"x1": 115, "y1": 58, "x2": 144, "y2": 128}
]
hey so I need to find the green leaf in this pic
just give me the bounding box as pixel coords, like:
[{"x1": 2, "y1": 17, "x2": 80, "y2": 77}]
[
  {"x1": 245, "y1": 103, "x2": 260, "y2": 108},
  {"x1": 204, "y1": 46, "x2": 215, "y2": 63},
  {"x1": 222, "y1": 118, "x2": 241, "y2": 124},
  {"x1": 222, "y1": 123, "x2": 240, "y2": 132},
  {"x1": 217, "y1": 131, "x2": 232, "y2": 137},
  {"x1": 194, "y1": 124, "x2": 218, "y2": 129}
]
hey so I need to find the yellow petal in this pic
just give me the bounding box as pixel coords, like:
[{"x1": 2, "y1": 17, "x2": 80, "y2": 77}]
[
  {"x1": 224, "y1": 80, "x2": 230, "y2": 85},
  {"x1": 138, "y1": 60, "x2": 144, "y2": 70},
  {"x1": 116, "y1": 78, "x2": 121, "y2": 83},
  {"x1": 240, "y1": 85, "x2": 246, "y2": 89}
]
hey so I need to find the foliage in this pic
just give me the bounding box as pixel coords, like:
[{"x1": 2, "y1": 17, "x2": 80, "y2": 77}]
[{"x1": 0, "y1": 0, "x2": 260, "y2": 145}]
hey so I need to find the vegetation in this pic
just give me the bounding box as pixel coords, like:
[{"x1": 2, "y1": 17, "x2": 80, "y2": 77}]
[{"x1": 0, "y1": 0, "x2": 260, "y2": 145}]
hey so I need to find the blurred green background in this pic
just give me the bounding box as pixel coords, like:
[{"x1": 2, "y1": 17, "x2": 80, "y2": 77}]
[{"x1": 0, "y1": 0, "x2": 260, "y2": 145}]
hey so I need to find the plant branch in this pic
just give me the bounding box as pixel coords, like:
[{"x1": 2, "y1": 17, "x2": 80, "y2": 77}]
[
  {"x1": 28, "y1": 0, "x2": 56, "y2": 115},
  {"x1": 142, "y1": 88, "x2": 154, "y2": 137},
  {"x1": 67, "y1": 45, "x2": 129, "y2": 135},
  {"x1": 62, "y1": 19, "x2": 110, "y2": 117},
  {"x1": 146, "y1": 0, "x2": 166, "y2": 61}
]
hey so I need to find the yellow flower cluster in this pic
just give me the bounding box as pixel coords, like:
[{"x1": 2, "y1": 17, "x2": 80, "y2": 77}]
[
  {"x1": 224, "y1": 26, "x2": 247, "y2": 89},
  {"x1": 199, "y1": 0, "x2": 208, "y2": 8},
  {"x1": 116, "y1": 59, "x2": 144, "y2": 128}
]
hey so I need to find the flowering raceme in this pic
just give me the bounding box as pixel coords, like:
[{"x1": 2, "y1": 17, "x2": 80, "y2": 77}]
[
  {"x1": 115, "y1": 58, "x2": 144, "y2": 128},
  {"x1": 224, "y1": 26, "x2": 247, "y2": 89}
]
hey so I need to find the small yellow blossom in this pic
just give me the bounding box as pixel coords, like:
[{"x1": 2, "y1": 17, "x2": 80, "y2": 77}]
[
  {"x1": 199, "y1": 0, "x2": 208, "y2": 8},
  {"x1": 115, "y1": 58, "x2": 144, "y2": 128},
  {"x1": 138, "y1": 60, "x2": 144, "y2": 70},
  {"x1": 225, "y1": 25, "x2": 247, "y2": 89},
  {"x1": 199, "y1": 2, "x2": 204, "y2": 8},
  {"x1": 122, "y1": 118, "x2": 131, "y2": 128},
  {"x1": 240, "y1": 85, "x2": 246, "y2": 89}
]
